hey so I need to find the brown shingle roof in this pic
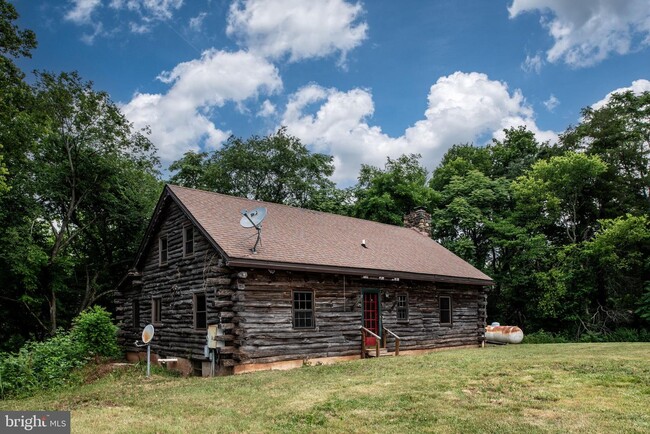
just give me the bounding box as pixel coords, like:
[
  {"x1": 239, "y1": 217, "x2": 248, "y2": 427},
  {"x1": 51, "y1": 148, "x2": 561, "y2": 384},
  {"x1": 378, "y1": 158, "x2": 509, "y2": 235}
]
[{"x1": 166, "y1": 185, "x2": 493, "y2": 285}]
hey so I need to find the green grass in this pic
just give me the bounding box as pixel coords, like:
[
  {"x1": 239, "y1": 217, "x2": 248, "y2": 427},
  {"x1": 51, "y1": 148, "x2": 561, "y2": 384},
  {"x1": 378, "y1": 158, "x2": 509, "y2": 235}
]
[{"x1": 1, "y1": 343, "x2": 649, "y2": 433}]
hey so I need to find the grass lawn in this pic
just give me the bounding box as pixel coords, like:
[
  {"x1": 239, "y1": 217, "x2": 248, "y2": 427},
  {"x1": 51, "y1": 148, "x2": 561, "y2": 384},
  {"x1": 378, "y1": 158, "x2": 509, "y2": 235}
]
[{"x1": 1, "y1": 343, "x2": 649, "y2": 433}]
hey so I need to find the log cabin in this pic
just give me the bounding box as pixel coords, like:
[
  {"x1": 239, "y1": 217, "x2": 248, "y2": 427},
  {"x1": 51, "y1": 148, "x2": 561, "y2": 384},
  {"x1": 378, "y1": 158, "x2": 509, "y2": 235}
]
[{"x1": 116, "y1": 185, "x2": 493, "y2": 376}]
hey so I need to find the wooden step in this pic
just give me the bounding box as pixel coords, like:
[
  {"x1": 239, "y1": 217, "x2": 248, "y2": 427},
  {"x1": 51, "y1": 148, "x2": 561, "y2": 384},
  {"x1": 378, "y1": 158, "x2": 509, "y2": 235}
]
[{"x1": 365, "y1": 348, "x2": 395, "y2": 357}]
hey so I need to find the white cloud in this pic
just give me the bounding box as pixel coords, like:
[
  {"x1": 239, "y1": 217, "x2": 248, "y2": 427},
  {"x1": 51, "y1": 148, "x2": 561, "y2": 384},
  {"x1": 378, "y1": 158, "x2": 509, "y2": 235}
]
[
  {"x1": 121, "y1": 49, "x2": 282, "y2": 163},
  {"x1": 509, "y1": 0, "x2": 650, "y2": 67},
  {"x1": 257, "y1": 100, "x2": 276, "y2": 117},
  {"x1": 129, "y1": 21, "x2": 151, "y2": 34},
  {"x1": 65, "y1": 0, "x2": 102, "y2": 24},
  {"x1": 521, "y1": 53, "x2": 543, "y2": 73},
  {"x1": 66, "y1": 0, "x2": 184, "y2": 39},
  {"x1": 591, "y1": 79, "x2": 650, "y2": 109},
  {"x1": 110, "y1": 0, "x2": 183, "y2": 20},
  {"x1": 281, "y1": 72, "x2": 557, "y2": 184},
  {"x1": 189, "y1": 12, "x2": 208, "y2": 31},
  {"x1": 226, "y1": 0, "x2": 368, "y2": 64},
  {"x1": 544, "y1": 94, "x2": 560, "y2": 111}
]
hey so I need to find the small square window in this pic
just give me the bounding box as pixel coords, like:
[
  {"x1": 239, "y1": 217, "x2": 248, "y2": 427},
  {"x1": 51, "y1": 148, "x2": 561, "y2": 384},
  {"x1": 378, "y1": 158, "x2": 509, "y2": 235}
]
[
  {"x1": 439, "y1": 296, "x2": 452, "y2": 325},
  {"x1": 396, "y1": 294, "x2": 408, "y2": 322},
  {"x1": 194, "y1": 293, "x2": 207, "y2": 330},
  {"x1": 293, "y1": 291, "x2": 314, "y2": 328},
  {"x1": 183, "y1": 226, "x2": 194, "y2": 257},
  {"x1": 152, "y1": 298, "x2": 162, "y2": 324},
  {"x1": 159, "y1": 235, "x2": 168, "y2": 266}
]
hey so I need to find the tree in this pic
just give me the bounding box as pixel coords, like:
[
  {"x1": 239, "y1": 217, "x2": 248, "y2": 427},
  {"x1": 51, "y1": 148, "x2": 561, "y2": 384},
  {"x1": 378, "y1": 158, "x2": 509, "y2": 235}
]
[
  {"x1": 353, "y1": 154, "x2": 436, "y2": 225},
  {"x1": 431, "y1": 170, "x2": 511, "y2": 269},
  {"x1": 513, "y1": 152, "x2": 607, "y2": 244},
  {"x1": 0, "y1": 0, "x2": 37, "y2": 194},
  {"x1": 428, "y1": 144, "x2": 491, "y2": 191},
  {"x1": 0, "y1": 71, "x2": 160, "y2": 342},
  {"x1": 170, "y1": 127, "x2": 341, "y2": 210},
  {"x1": 561, "y1": 91, "x2": 650, "y2": 218}
]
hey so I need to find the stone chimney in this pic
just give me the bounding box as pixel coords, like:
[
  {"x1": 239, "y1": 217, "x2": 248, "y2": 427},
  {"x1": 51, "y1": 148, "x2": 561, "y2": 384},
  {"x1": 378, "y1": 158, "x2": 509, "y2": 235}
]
[{"x1": 403, "y1": 207, "x2": 431, "y2": 235}]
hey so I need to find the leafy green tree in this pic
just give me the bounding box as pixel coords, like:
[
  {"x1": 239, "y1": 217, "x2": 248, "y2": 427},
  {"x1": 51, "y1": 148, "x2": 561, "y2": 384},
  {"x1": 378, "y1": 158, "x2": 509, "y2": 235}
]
[
  {"x1": 0, "y1": 0, "x2": 37, "y2": 193},
  {"x1": 489, "y1": 126, "x2": 550, "y2": 179},
  {"x1": 353, "y1": 154, "x2": 436, "y2": 225},
  {"x1": 170, "y1": 127, "x2": 340, "y2": 210},
  {"x1": 562, "y1": 91, "x2": 650, "y2": 218},
  {"x1": 431, "y1": 170, "x2": 510, "y2": 269},
  {"x1": 428, "y1": 144, "x2": 491, "y2": 191},
  {"x1": 513, "y1": 152, "x2": 607, "y2": 244},
  {"x1": 0, "y1": 71, "x2": 160, "y2": 342}
]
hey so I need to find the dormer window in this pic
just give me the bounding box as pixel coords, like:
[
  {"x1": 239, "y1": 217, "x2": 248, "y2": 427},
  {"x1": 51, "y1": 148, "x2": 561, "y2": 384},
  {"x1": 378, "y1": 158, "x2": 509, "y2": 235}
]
[
  {"x1": 159, "y1": 235, "x2": 168, "y2": 266},
  {"x1": 183, "y1": 226, "x2": 194, "y2": 256}
]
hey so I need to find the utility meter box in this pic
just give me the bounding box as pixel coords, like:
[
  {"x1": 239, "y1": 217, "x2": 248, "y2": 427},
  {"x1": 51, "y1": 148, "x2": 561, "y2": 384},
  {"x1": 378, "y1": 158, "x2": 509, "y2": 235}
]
[
  {"x1": 207, "y1": 325, "x2": 218, "y2": 349},
  {"x1": 207, "y1": 324, "x2": 225, "y2": 349}
]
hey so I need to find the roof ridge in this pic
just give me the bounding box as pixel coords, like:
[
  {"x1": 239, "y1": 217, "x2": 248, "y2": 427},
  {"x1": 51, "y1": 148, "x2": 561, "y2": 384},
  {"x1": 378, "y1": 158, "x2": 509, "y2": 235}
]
[{"x1": 167, "y1": 184, "x2": 426, "y2": 234}]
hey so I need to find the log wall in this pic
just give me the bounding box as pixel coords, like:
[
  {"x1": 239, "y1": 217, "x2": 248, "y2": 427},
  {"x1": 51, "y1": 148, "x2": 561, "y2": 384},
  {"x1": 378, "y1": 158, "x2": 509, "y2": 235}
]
[
  {"x1": 116, "y1": 198, "x2": 489, "y2": 373},
  {"x1": 232, "y1": 269, "x2": 488, "y2": 365},
  {"x1": 115, "y1": 200, "x2": 237, "y2": 371}
]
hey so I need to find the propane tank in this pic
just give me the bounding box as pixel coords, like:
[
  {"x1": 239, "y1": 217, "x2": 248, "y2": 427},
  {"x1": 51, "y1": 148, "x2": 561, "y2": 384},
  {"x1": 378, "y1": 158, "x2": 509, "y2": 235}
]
[{"x1": 485, "y1": 325, "x2": 524, "y2": 344}]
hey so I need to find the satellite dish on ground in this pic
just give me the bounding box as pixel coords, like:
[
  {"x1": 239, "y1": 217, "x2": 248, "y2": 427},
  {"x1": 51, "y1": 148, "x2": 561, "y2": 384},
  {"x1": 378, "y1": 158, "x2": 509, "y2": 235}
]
[
  {"x1": 142, "y1": 324, "x2": 155, "y2": 344},
  {"x1": 240, "y1": 207, "x2": 267, "y2": 228},
  {"x1": 239, "y1": 207, "x2": 268, "y2": 253}
]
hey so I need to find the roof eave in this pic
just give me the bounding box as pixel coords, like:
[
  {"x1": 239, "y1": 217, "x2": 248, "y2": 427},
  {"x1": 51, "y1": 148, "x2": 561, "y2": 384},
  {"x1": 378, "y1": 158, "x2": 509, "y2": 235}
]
[{"x1": 225, "y1": 257, "x2": 494, "y2": 286}]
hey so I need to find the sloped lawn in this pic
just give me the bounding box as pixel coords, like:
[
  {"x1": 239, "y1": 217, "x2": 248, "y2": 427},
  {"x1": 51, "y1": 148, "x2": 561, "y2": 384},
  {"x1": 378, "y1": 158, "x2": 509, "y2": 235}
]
[{"x1": 1, "y1": 343, "x2": 649, "y2": 433}]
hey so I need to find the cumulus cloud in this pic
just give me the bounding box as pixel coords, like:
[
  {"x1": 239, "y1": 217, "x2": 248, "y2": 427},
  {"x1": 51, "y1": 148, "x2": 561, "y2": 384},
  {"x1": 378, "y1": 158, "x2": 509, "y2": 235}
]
[
  {"x1": 257, "y1": 100, "x2": 277, "y2": 117},
  {"x1": 121, "y1": 49, "x2": 282, "y2": 163},
  {"x1": 282, "y1": 72, "x2": 557, "y2": 184},
  {"x1": 509, "y1": 0, "x2": 650, "y2": 67},
  {"x1": 226, "y1": 0, "x2": 368, "y2": 64},
  {"x1": 591, "y1": 79, "x2": 650, "y2": 109},
  {"x1": 544, "y1": 94, "x2": 560, "y2": 111}
]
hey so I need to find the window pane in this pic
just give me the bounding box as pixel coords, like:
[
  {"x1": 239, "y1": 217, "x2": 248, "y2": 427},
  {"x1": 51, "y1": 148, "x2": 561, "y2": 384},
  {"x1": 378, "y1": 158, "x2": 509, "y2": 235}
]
[
  {"x1": 153, "y1": 299, "x2": 161, "y2": 323},
  {"x1": 196, "y1": 293, "x2": 206, "y2": 311},
  {"x1": 440, "y1": 296, "x2": 451, "y2": 324},
  {"x1": 196, "y1": 312, "x2": 207, "y2": 329},
  {"x1": 133, "y1": 300, "x2": 140, "y2": 327},
  {"x1": 293, "y1": 291, "x2": 314, "y2": 328},
  {"x1": 159, "y1": 237, "x2": 168, "y2": 264},
  {"x1": 184, "y1": 227, "x2": 194, "y2": 255}
]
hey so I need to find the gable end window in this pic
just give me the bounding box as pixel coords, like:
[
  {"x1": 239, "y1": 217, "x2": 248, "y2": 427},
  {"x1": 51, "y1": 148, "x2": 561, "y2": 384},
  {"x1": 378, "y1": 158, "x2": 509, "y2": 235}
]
[
  {"x1": 194, "y1": 292, "x2": 207, "y2": 330},
  {"x1": 183, "y1": 226, "x2": 194, "y2": 257},
  {"x1": 293, "y1": 291, "x2": 314, "y2": 329},
  {"x1": 159, "y1": 235, "x2": 168, "y2": 266},
  {"x1": 439, "y1": 296, "x2": 452, "y2": 325},
  {"x1": 396, "y1": 294, "x2": 408, "y2": 322},
  {"x1": 152, "y1": 297, "x2": 162, "y2": 324}
]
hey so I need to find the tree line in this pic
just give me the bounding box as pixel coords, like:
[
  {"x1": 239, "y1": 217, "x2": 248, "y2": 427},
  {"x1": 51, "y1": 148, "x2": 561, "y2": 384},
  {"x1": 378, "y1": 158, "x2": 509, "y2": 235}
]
[{"x1": 1, "y1": 1, "x2": 648, "y2": 351}]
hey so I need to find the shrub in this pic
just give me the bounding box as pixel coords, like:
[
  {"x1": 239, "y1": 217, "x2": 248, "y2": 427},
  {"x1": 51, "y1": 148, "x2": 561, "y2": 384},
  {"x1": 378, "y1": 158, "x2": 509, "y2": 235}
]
[
  {"x1": 0, "y1": 306, "x2": 120, "y2": 399},
  {"x1": 523, "y1": 330, "x2": 569, "y2": 344},
  {"x1": 71, "y1": 306, "x2": 120, "y2": 359},
  {"x1": 0, "y1": 332, "x2": 84, "y2": 399}
]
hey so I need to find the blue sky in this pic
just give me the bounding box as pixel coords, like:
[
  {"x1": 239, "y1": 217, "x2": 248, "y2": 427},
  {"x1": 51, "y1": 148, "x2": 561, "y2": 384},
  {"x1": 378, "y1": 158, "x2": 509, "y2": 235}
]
[{"x1": 15, "y1": 0, "x2": 650, "y2": 185}]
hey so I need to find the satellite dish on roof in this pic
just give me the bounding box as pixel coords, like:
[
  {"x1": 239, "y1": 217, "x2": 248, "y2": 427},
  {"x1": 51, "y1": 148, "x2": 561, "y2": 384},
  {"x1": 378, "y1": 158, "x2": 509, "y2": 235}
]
[
  {"x1": 240, "y1": 207, "x2": 267, "y2": 228},
  {"x1": 239, "y1": 207, "x2": 267, "y2": 253},
  {"x1": 142, "y1": 324, "x2": 154, "y2": 344}
]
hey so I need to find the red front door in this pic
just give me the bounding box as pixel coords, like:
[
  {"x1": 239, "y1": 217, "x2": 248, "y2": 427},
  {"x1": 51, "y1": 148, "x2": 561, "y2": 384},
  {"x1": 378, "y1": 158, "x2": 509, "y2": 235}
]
[{"x1": 363, "y1": 292, "x2": 380, "y2": 346}]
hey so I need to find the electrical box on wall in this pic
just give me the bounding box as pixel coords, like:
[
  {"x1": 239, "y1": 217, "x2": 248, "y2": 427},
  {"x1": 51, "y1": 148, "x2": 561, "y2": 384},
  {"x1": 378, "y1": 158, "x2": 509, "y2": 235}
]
[
  {"x1": 207, "y1": 324, "x2": 225, "y2": 349},
  {"x1": 207, "y1": 324, "x2": 218, "y2": 349}
]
